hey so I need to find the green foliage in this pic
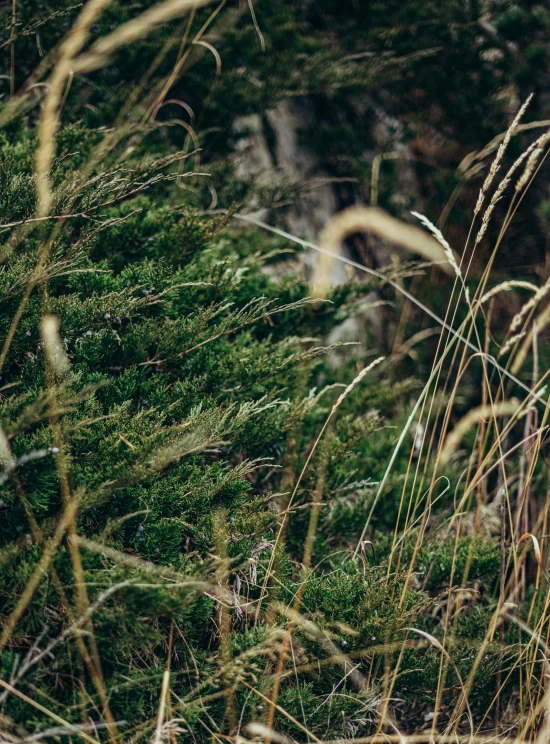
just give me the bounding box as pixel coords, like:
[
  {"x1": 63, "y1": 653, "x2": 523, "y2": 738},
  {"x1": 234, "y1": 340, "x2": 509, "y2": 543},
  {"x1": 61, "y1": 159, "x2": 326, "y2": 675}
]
[
  {"x1": 0, "y1": 112, "x2": 392, "y2": 737},
  {"x1": 0, "y1": 1, "x2": 546, "y2": 740}
]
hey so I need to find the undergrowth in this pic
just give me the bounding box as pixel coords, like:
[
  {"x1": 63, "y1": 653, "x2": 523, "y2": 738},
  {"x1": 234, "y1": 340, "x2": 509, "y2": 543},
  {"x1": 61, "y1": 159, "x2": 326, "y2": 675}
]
[{"x1": 0, "y1": 2, "x2": 550, "y2": 744}]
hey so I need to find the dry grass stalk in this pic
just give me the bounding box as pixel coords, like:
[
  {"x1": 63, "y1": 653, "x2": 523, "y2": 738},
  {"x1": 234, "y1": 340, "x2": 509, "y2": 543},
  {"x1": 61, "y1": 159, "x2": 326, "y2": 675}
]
[
  {"x1": 474, "y1": 128, "x2": 550, "y2": 249},
  {"x1": 410, "y1": 210, "x2": 462, "y2": 279},
  {"x1": 518, "y1": 532, "x2": 542, "y2": 566},
  {"x1": 287, "y1": 356, "x2": 385, "y2": 523},
  {"x1": 247, "y1": 723, "x2": 293, "y2": 744},
  {"x1": 512, "y1": 300, "x2": 550, "y2": 374},
  {"x1": 480, "y1": 280, "x2": 538, "y2": 305},
  {"x1": 311, "y1": 205, "x2": 453, "y2": 298},
  {"x1": 145, "y1": 1, "x2": 229, "y2": 123},
  {"x1": 440, "y1": 400, "x2": 519, "y2": 465},
  {"x1": 473, "y1": 94, "x2": 533, "y2": 217},
  {"x1": 370, "y1": 151, "x2": 406, "y2": 206},
  {"x1": 0, "y1": 493, "x2": 81, "y2": 655},
  {"x1": 236, "y1": 212, "x2": 547, "y2": 406},
  {"x1": 515, "y1": 129, "x2": 550, "y2": 194},
  {"x1": 36, "y1": 0, "x2": 114, "y2": 218},
  {"x1": 72, "y1": 0, "x2": 214, "y2": 74},
  {"x1": 510, "y1": 276, "x2": 550, "y2": 333},
  {"x1": 40, "y1": 315, "x2": 70, "y2": 376},
  {"x1": 153, "y1": 669, "x2": 172, "y2": 744},
  {"x1": 243, "y1": 679, "x2": 322, "y2": 743},
  {"x1": 499, "y1": 330, "x2": 526, "y2": 357},
  {"x1": 37, "y1": 0, "x2": 214, "y2": 216},
  {"x1": 458, "y1": 117, "x2": 550, "y2": 174},
  {"x1": 0, "y1": 678, "x2": 101, "y2": 744},
  {"x1": 410, "y1": 209, "x2": 469, "y2": 307},
  {"x1": 261, "y1": 359, "x2": 384, "y2": 741},
  {"x1": 256, "y1": 356, "x2": 385, "y2": 622},
  {"x1": 0, "y1": 424, "x2": 12, "y2": 469}
]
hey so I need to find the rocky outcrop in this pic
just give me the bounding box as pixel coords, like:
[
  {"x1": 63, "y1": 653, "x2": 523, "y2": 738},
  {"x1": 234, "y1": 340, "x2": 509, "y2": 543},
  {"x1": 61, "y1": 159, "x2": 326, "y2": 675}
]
[{"x1": 233, "y1": 96, "x2": 423, "y2": 279}]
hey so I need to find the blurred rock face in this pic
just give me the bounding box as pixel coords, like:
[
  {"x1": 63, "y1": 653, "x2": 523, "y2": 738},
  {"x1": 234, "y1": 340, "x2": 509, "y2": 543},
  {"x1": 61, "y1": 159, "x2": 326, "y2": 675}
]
[{"x1": 234, "y1": 96, "x2": 422, "y2": 281}]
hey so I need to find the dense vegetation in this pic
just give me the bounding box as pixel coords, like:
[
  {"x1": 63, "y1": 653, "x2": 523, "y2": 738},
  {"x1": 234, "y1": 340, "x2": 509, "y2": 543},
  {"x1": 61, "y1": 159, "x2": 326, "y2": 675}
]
[{"x1": 0, "y1": 1, "x2": 549, "y2": 742}]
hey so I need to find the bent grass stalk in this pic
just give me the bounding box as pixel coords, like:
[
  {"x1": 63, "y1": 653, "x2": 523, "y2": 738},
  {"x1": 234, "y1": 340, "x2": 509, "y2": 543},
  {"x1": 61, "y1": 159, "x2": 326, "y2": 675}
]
[{"x1": 262, "y1": 359, "x2": 384, "y2": 741}]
